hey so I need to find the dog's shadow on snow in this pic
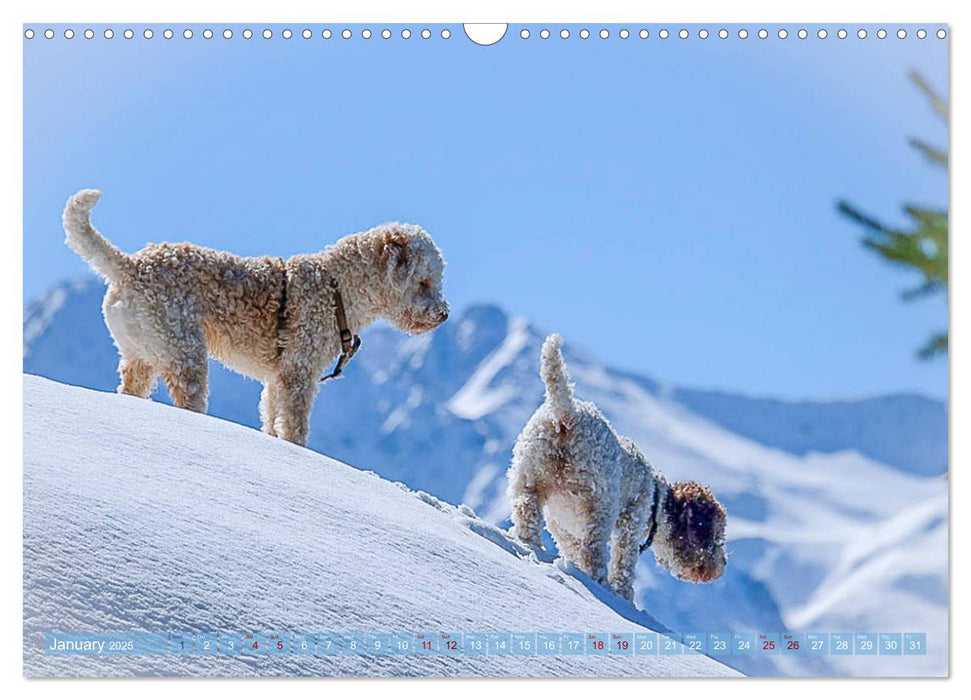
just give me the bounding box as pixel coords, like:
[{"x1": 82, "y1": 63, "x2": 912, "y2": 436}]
[
  {"x1": 549, "y1": 558, "x2": 672, "y2": 634},
  {"x1": 409, "y1": 487, "x2": 671, "y2": 636}
]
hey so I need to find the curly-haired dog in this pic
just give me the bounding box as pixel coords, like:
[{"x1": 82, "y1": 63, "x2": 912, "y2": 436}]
[
  {"x1": 507, "y1": 334, "x2": 726, "y2": 601},
  {"x1": 63, "y1": 189, "x2": 449, "y2": 446}
]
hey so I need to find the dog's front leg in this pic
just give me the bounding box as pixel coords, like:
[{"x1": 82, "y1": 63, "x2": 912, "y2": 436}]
[
  {"x1": 259, "y1": 381, "x2": 279, "y2": 437},
  {"x1": 118, "y1": 356, "x2": 158, "y2": 398},
  {"x1": 276, "y1": 370, "x2": 319, "y2": 446}
]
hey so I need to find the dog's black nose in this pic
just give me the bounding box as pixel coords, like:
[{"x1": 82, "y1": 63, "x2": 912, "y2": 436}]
[{"x1": 439, "y1": 309, "x2": 449, "y2": 322}]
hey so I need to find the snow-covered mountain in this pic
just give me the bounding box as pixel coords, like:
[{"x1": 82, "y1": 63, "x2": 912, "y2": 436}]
[
  {"x1": 24, "y1": 277, "x2": 949, "y2": 676},
  {"x1": 24, "y1": 375, "x2": 739, "y2": 677}
]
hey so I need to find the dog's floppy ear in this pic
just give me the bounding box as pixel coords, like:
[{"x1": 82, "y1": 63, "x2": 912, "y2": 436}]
[
  {"x1": 682, "y1": 488, "x2": 725, "y2": 547},
  {"x1": 666, "y1": 482, "x2": 726, "y2": 556},
  {"x1": 380, "y1": 229, "x2": 411, "y2": 287},
  {"x1": 657, "y1": 481, "x2": 727, "y2": 583}
]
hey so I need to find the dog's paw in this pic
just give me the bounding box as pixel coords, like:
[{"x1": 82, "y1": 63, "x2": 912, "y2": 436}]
[{"x1": 510, "y1": 526, "x2": 543, "y2": 549}]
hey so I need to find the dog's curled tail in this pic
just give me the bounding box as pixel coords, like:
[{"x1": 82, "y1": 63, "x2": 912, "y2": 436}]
[
  {"x1": 63, "y1": 189, "x2": 131, "y2": 282},
  {"x1": 540, "y1": 333, "x2": 575, "y2": 420}
]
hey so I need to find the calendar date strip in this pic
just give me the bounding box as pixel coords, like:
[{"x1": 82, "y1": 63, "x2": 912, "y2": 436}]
[{"x1": 43, "y1": 631, "x2": 927, "y2": 657}]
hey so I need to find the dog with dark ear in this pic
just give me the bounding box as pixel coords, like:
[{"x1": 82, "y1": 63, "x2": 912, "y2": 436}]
[
  {"x1": 508, "y1": 333, "x2": 727, "y2": 602},
  {"x1": 650, "y1": 480, "x2": 727, "y2": 584}
]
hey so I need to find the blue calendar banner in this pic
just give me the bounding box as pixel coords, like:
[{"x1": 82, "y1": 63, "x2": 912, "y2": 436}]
[
  {"x1": 586, "y1": 632, "x2": 608, "y2": 655},
  {"x1": 904, "y1": 633, "x2": 927, "y2": 655},
  {"x1": 512, "y1": 633, "x2": 536, "y2": 655},
  {"x1": 341, "y1": 633, "x2": 365, "y2": 655},
  {"x1": 561, "y1": 633, "x2": 585, "y2": 655},
  {"x1": 44, "y1": 633, "x2": 169, "y2": 656},
  {"x1": 782, "y1": 633, "x2": 804, "y2": 655},
  {"x1": 610, "y1": 632, "x2": 633, "y2": 655},
  {"x1": 439, "y1": 632, "x2": 462, "y2": 656},
  {"x1": 830, "y1": 633, "x2": 853, "y2": 656},
  {"x1": 635, "y1": 632, "x2": 659, "y2": 655},
  {"x1": 266, "y1": 633, "x2": 289, "y2": 654},
  {"x1": 193, "y1": 633, "x2": 218, "y2": 655},
  {"x1": 732, "y1": 632, "x2": 755, "y2": 655},
  {"x1": 682, "y1": 633, "x2": 707, "y2": 655},
  {"x1": 708, "y1": 632, "x2": 731, "y2": 656},
  {"x1": 292, "y1": 633, "x2": 315, "y2": 655},
  {"x1": 488, "y1": 633, "x2": 511, "y2": 656},
  {"x1": 41, "y1": 630, "x2": 930, "y2": 657},
  {"x1": 367, "y1": 633, "x2": 391, "y2": 655},
  {"x1": 879, "y1": 633, "x2": 902, "y2": 655},
  {"x1": 391, "y1": 633, "x2": 415, "y2": 655},
  {"x1": 217, "y1": 632, "x2": 241, "y2": 655},
  {"x1": 758, "y1": 632, "x2": 781, "y2": 655},
  {"x1": 414, "y1": 632, "x2": 437, "y2": 655},
  {"x1": 462, "y1": 633, "x2": 486, "y2": 656},
  {"x1": 170, "y1": 632, "x2": 192, "y2": 655},
  {"x1": 855, "y1": 633, "x2": 878, "y2": 656},
  {"x1": 240, "y1": 633, "x2": 264, "y2": 655},
  {"x1": 317, "y1": 633, "x2": 341, "y2": 655},
  {"x1": 805, "y1": 633, "x2": 829, "y2": 655},
  {"x1": 659, "y1": 634, "x2": 682, "y2": 655},
  {"x1": 537, "y1": 633, "x2": 560, "y2": 655}
]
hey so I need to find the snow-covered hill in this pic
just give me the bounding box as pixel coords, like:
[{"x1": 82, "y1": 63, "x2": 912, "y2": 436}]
[
  {"x1": 23, "y1": 375, "x2": 738, "y2": 677},
  {"x1": 23, "y1": 277, "x2": 949, "y2": 676}
]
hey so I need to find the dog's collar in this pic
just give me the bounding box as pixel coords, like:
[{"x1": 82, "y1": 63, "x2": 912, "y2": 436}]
[
  {"x1": 276, "y1": 259, "x2": 289, "y2": 353},
  {"x1": 641, "y1": 480, "x2": 663, "y2": 553},
  {"x1": 320, "y1": 277, "x2": 362, "y2": 383}
]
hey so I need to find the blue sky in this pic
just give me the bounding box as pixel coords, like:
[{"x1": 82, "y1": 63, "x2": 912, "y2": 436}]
[{"x1": 23, "y1": 24, "x2": 948, "y2": 400}]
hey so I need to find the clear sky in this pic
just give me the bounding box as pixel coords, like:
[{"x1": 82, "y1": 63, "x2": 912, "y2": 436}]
[{"x1": 23, "y1": 24, "x2": 948, "y2": 400}]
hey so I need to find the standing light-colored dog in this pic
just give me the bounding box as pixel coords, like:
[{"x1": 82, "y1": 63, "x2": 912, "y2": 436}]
[
  {"x1": 62, "y1": 189, "x2": 449, "y2": 446},
  {"x1": 507, "y1": 334, "x2": 727, "y2": 601}
]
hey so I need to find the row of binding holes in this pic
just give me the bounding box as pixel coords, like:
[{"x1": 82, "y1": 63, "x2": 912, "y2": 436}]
[
  {"x1": 25, "y1": 27, "x2": 948, "y2": 41},
  {"x1": 23, "y1": 27, "x2": 456, "y2": 40},
  {"x1": 518, "y1": 27, "x2": 945, "y2": 40}
]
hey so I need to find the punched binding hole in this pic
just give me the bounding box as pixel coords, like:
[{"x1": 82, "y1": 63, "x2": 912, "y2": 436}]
[{"x1": 464, "y1": 23, "x2": 507, "y2": 46}]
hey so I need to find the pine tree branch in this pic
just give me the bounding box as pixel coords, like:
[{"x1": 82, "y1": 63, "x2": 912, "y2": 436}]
[
  {"x1": 902, "y1": 279, "x2": 946, "y2": 301},
  {"x1": 909, "y1": 138, "x2": 949, "y2": 168},
  {"x1": 837, "y1": 200, "x2": 891, "y2": 234},
  {"x1": 910, "y1": 71, "x2": 948, "y2": 122},
  {"x1": 904, "y1": 205, "x2": 949, "y2": 228},
  {"x1": 838, "y1": 72, "x2": 949, "y2": 360},
  {"x1": 917, "y1": 332, "x2": 948, "y2": 360}
]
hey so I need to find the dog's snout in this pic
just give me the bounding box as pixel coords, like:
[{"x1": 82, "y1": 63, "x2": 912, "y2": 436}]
[{"x1": 439, "y1": 308, "x2": 449, "y2": 322}]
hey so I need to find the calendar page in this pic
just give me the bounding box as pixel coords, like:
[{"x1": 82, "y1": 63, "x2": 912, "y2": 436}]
[{"x1": 22, "y1": 21, "x2": 948, "y2": 678}]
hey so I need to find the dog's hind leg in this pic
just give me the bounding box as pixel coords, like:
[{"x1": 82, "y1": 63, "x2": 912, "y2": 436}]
[
  {"x1": 577, "y1": 497, "x2": 614, "y2": 586},
  {"x1": 509, "y1": 488, "x2": 544, "y2": 548},
  {"x1": 162, "y1": 356, "x2": 208, "y2": 413},
  {"x1": 579, "y1": 535, "x2": 610, "y2": 586},
  {"x1": 118, "y1": 356, "x2": 158, "y2": 398},
  {"x1": 507, "y1": 437, "x2": 550, "y2": 547},
  {"x1": 104, "y1": 288, "x2": 158, "y2": 399},
  {"x1": 159, "y1": 325, "x2": 209, "y2": 413},
  {"x1": 259, "y1": 381, "x2": 279, "y2": 437},
  {"x1": 608, "y1": 505, "x2": 646, "y2": 602},
  {"x1": 276, "y1": 370, "x2": 318, "y2": 446}
]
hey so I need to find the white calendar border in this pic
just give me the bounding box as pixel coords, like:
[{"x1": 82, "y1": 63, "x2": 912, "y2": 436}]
[{"x1": 3, "y1": 0, "x2": 963, "y2": 697}]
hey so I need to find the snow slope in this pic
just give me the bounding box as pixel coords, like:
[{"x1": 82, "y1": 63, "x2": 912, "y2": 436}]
[
  {"x1": 23, "y1": 279, "x2": 949, "y2": 676},
  {"x1": 23, "y1": 375, "x2": 738, "y2": 678}
]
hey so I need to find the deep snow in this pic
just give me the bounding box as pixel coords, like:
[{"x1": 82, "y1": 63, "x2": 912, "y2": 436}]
[
  {"x1": 23, "y1": 280, "x2": 949, "y2": 676},
  {"x1": 23, "y1": 375, "x2": 738, "y2": 677}
]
